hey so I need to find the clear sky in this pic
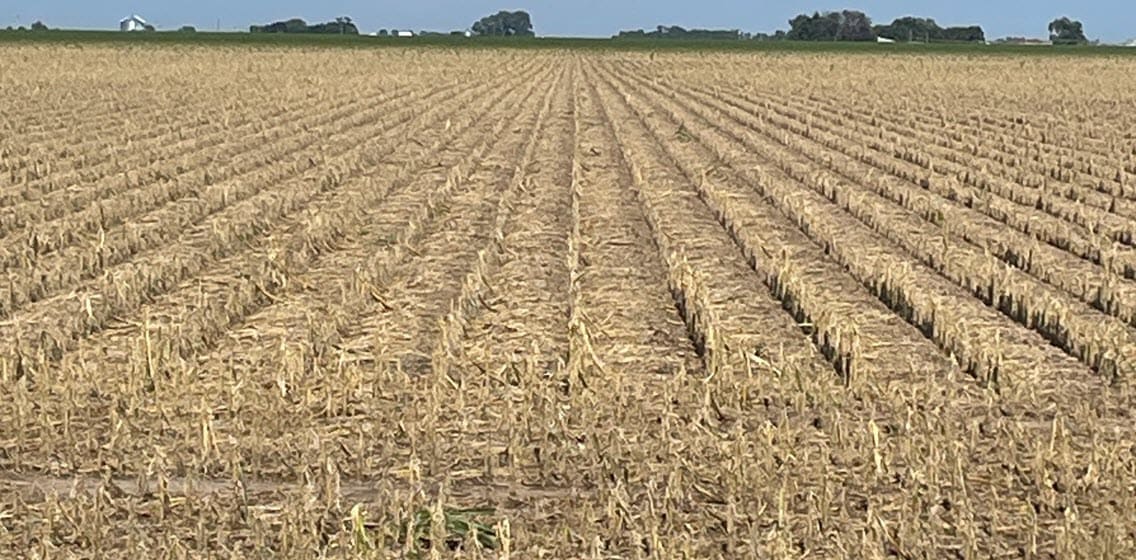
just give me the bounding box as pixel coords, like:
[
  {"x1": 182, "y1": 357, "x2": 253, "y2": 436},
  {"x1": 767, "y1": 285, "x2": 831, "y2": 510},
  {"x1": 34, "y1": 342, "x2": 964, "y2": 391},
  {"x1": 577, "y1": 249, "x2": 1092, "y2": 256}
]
[{"x1": 4, "y1": 1, "x2": 1133, "y2": 43}]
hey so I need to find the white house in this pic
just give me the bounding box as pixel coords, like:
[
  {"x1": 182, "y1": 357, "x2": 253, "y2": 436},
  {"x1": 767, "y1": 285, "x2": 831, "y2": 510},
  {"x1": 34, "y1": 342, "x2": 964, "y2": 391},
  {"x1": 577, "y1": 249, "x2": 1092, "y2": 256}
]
[
  {"x1": 120, "y1": 14, "x2": 147, "y2": 32},
  {"x1": 876, "y1": 36, "x2": 896, "y2": 44},
  {"x1": 396, "y1": 30, "x2": 414, "y2": 38}
]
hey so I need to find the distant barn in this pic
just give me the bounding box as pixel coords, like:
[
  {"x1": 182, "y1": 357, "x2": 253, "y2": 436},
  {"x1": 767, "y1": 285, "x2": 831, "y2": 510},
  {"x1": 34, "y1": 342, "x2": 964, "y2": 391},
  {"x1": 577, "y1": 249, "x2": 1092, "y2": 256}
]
[{"x1": 120, "y1": 15, "x2": 147, "y2": 32}]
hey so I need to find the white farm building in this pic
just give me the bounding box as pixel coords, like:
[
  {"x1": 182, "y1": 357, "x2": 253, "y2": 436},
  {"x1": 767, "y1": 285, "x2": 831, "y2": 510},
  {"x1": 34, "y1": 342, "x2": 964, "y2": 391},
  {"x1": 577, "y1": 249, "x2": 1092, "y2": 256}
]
[{"x1": 119, "y1": 15, "x2": 147, "y2": 32}]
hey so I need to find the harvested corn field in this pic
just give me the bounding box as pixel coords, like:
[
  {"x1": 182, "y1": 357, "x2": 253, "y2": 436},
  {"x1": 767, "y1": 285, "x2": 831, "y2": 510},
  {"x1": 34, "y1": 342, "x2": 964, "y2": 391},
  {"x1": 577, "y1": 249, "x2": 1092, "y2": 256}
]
[{"x1": 2, "y1": 44, "x2": 1136, "y2": 558}]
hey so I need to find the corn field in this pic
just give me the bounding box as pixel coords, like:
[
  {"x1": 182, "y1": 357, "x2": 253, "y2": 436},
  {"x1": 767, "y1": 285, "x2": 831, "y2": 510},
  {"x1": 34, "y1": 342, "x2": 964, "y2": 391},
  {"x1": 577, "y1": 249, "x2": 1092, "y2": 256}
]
[{"x1": 1, "y1": 44, "x2": 1136, "y2": 558}]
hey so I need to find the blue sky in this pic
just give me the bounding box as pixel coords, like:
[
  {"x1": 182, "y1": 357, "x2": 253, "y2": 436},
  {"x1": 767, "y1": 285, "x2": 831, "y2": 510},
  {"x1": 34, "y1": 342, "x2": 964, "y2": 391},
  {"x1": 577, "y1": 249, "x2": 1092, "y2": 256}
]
[{"x1": 4, "y1": 1, "x2": 1132, "y2": 42}]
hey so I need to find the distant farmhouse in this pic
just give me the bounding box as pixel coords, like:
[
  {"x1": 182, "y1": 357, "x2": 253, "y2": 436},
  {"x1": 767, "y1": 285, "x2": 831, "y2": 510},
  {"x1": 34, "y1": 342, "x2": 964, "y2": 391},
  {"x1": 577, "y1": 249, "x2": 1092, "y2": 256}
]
[{"x1": 120, "y1": 14, "x2": 147, "y2": 32}]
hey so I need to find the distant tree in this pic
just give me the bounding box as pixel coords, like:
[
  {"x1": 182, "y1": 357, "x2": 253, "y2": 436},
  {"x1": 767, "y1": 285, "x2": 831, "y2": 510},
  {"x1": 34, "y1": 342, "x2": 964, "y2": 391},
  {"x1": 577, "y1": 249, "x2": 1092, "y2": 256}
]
[
  {"x1": 790, "y1": 11, "x2": 854, "y2": 40},
  {"x1": 250, "y1": 17, "x2": 357, "y2": 35},
  {"x1": 30, "y1": 20, "x2": 49, "y2": 32},
  {"x1": 939, "y1": 25, "x2": 985, "y2": 42},
  {"x1": 307, "y1": 17, "x2": 358, "y2": 34},
  {"x1": 378, "y1": 28, "x2": 389, "y2": 36},
  {"x1": 287, "y1": 19, "x2": 308, "y2": 32},
  {"x1": 179, "y1": 25, "x2": 197, "y2": 33},
  {"x1": 787, "y1": 13, "x2": 815, "y2": 40},
  {"x1": 1049, "y1": 17, "x2": 1087, "y2": 44},
  {"x1": 334, "y1": 16, "x2": 354, "y2": 34},
  {"x1": 616, "y1": 25, "x2": 740, "y2": 40},
  {"x1": 788, "y1": 11, "x2": 848, "y2": 41},
  {"x1": 837, "y1": 10, "x2": 874, "y2": 41},
  {"x1": 471, "y1": 10, "x2": 533, "y2": 36},
  {"x1": 251, "y1": 18, "x2": 307, "y2": 33},
  {"x1": 874, "y1": 16, "x2": 985, "y2": 43},
  {"x1": 143, "y1": 24, "x2": 156, "y2": 32},
  {"x1": 875, "y1": 16, "x2": 938, "y2": 42}
]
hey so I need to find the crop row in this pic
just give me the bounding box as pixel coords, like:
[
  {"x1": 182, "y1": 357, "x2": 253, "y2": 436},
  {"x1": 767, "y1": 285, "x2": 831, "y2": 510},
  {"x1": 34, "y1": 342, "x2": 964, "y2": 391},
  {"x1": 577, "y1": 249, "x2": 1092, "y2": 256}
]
[
  {"x1": 797, "y1": 92, "x2": 1135, "y2": 200},
  {"x1": 0, "y1": 86, "x2": 402, "y2": 263},
  {"x1": 673, "y1": 83, "x2": 1136, "y2": 381},
  {"x1": 567, "y1": 76, "x2": 700, "y2": 377},
  {"x1": 0, "y1": 75, "x2": 486, "y2": 318},
  {"x1": 717, "y1": 87, "x2": 1136, "y2": 328},
  {"x1": 0, "y1": 87, "x2": 292, "y2": 198},
  {"x1": 3, "y1": 65, "x2": 553, "y2": 477},
  {"x1": 759, "y1": 88, "x2": 1136, "y2": 237},
  {"x1": 0, "y1": 62, "x2": 540, "y2": 319},
  {"x1": 0, "y1": 63, "x2": 550, "y2": 378},
  {"x1": 200, "y1": 64, "x2": 562, "y2": 386},
  {"x1": 0, "y1": 85, "x2": 363, "y2": 235},
  {"x1": 815, "y1": 91, "x2": 1136, "y2": 176},
  {"x1": 701, "y1": 86, "x2": 1136, "y2": 254},
  {"x1": 738, "y1": 88, "x2": 1136, "y2": 283},
  {"x1": 0, "y1": 88, "x2": 247, "y2": 178},
  {"x1": 613, "y1": 68, "x2": 1129, "y2": 401},
  {"x1": 594, "y1": 59, "x2": 1135, "y2": 554},
  {"x1": 584, "y1": 67, "x2": 835, "y2": 382}
]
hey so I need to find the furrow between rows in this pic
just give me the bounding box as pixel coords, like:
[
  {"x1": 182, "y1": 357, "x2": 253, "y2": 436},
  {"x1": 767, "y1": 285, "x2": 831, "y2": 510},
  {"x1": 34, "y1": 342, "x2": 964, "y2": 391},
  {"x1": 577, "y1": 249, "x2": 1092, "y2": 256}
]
[{"x1": 569, "y1": 70, "x2": 701, "y2": 377}]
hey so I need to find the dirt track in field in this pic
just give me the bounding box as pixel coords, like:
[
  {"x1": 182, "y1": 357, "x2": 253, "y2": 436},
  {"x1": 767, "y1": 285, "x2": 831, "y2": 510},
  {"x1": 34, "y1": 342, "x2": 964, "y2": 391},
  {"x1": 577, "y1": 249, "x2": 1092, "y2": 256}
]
[{"x1": 2, "y1": 45, "x2": 1135, "y2": 558}]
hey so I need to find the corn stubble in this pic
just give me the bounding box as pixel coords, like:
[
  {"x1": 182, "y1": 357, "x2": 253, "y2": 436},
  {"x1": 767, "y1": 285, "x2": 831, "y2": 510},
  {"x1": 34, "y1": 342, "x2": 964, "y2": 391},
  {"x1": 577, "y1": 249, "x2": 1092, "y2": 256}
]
[{"x1": 1, "y1": 44, "x2": 1135, "y2": 558}]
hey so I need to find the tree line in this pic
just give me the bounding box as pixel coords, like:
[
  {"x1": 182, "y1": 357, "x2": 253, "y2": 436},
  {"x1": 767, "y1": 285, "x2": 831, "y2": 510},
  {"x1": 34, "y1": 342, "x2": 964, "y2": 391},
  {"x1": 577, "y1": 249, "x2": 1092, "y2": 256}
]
[
  {"x1": 617, "y1": 11, "x2": 1092, "y2": 44},
  {"x1": 250, "y1": 17, "x2": 358, "y2": 34},
  {"x1": 872, "y1": 17, "x2": 985, "y2": 43},
  {"x1": 617, "y1": 26, "x2": 740, "y2": 41},
  {"x1": 783, "y1": 11, "x2": 983, "y2": 42},
  {"x1": 4, "y1": 20, "x2": 51, "y2": 32},
  {"x1": 247, "y1": 11, "x2": 532, "y2": 37},
  {"x1": 6, "y1": 9, "x2": 1090, "y2": 44}
]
